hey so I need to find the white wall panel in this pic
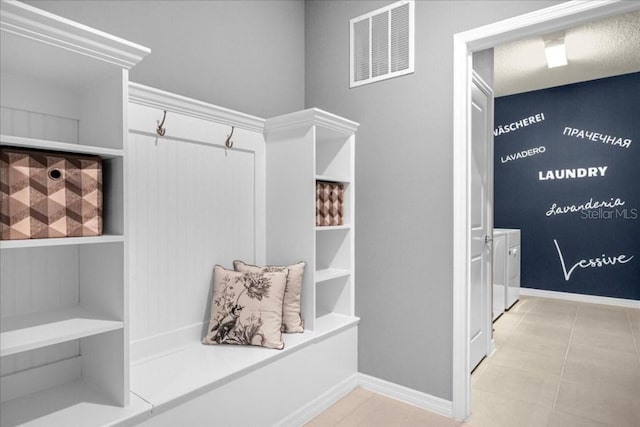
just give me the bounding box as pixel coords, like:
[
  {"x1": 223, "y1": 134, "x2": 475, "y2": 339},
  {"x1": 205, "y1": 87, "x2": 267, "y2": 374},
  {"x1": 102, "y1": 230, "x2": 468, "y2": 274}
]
[
  {"x1": 128, "y1": 104, "x2": 264, "y2": 345},
  {"x1": 0, "y1": 106, "x2": 78, "y2": 143}
]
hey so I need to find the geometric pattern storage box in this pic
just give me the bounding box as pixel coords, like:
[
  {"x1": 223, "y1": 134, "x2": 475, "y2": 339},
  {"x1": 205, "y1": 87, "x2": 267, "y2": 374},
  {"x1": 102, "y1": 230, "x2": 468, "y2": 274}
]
[
  {"x1": 0, "y1": 147, "x2": 103, "y2": 240},
  {"x1": 316, "y1": 180, "x2": 344, "y2": 226}
]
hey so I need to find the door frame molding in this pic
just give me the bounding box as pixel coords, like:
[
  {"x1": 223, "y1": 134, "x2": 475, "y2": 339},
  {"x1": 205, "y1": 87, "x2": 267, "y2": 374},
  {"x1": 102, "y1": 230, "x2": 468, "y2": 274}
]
[{"x1": 451, "y1": 0, "x2": 640, "y2": 420}]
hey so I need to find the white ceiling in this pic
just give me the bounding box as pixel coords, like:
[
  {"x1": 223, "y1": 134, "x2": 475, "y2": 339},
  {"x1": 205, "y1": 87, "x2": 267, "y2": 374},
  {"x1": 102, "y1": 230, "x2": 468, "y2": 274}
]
[{"x1": 494, "y1": 10, "x2": 640, "y2": 97}]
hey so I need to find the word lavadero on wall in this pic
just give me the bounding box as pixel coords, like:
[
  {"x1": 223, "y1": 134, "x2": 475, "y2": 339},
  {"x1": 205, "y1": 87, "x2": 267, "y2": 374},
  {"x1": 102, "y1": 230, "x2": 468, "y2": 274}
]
[{"x1": 493, "y1": 72, "x2": 640, "y2": 301}]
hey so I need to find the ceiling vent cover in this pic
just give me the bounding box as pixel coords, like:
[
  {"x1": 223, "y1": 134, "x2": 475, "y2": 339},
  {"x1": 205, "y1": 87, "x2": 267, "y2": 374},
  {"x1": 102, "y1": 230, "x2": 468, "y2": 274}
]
[{"x1": 350, "y1": 0, "x2": 415, "y2": 88}]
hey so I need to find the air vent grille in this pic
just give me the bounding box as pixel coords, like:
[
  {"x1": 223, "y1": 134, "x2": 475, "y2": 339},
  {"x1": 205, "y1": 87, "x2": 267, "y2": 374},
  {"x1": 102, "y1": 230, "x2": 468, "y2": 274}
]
[{"x1": 350, "y1": 0, "x2": 414, "y2": 88}]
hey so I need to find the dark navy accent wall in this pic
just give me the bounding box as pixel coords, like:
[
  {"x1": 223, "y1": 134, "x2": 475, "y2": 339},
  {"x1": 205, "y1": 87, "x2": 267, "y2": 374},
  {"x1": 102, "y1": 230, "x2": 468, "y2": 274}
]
[{"x1": 494, "y1": 72, "x2": 640, "y2": 300}]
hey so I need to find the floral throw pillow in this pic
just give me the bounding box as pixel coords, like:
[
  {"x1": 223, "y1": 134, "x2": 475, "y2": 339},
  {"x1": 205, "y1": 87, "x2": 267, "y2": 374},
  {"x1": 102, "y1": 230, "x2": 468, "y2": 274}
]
[
  {"x1": 203, "y1": 265, "x2": 288, "y2": 350},
  {"x1": 233, "y1": 260, "x2": 305, "y2": 333}
]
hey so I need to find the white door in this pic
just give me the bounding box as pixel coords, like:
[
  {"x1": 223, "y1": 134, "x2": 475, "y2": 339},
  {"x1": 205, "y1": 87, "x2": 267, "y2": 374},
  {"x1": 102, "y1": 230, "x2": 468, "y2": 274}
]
[{"x1": 469, "y1": 74, "x2": 493, "y2": 371}]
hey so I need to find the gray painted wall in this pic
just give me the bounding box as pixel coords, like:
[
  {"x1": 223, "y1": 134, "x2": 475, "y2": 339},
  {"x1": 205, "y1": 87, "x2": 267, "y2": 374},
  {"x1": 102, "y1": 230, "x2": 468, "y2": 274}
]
[
  {"x1": 473, "y1": 49, "x2": 495, "y2": 89},
  {"x1": 21, "y1": 0, "x2": 567, "y2": 403},
  {"x1": 305, "y1": 0, "x2": 562, "y2": 400},
  {"x1": 25, "y1": 0, "x2": 305, "y2": 118}
]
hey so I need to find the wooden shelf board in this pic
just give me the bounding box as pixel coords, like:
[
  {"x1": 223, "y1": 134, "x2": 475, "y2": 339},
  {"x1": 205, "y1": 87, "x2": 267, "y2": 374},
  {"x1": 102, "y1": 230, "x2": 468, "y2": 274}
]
[
  {"x1": 315, "y1": 268, "x2": 351, "y2": 283},
  {"x1": 1, "y1": 306, "x2": 123, "y2": 357},
  {"x1": 314, "y1": 313, "x2": 359, "y2": 335},
  {"x1": 0, "y1": 381, "x2": 151, "y2": 427},
  {"x1": 130, "y1": 314, "x2": 359, "y2": 410},
  {"x1": 316, "y1": 225, "x2": 351, "y2": 232},
  {"x1": 0, "y1": 135, "x2": 123, "y2": 159},
  {"x1": 0, "y1": 234, "x2": 124, "y2": 250}
]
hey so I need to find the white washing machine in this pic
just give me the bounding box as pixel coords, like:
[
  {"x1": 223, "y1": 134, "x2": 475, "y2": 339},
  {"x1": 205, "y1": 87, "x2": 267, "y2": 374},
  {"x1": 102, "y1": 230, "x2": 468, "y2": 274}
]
[
  {"x1": 492, "y1": 228, "x2": 521, "y2": 320},
  {"x1": 505, "y1": 229, "x2": 521, "y2": 310},
  {"x1": 492, "y1": 231, "x2": 507, "y2": 321}
]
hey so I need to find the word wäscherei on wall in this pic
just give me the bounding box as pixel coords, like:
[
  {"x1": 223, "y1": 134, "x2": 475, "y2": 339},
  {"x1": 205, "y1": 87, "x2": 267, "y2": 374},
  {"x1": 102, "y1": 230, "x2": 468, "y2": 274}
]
[{"x1": 494, "y1": 112, "x2": 545, "y2": 136}]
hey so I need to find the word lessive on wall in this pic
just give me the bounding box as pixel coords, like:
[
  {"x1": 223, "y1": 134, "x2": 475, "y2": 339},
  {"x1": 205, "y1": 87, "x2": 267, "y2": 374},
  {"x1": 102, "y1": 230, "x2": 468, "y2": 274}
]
[{"x1": 493, "y1": 72, "x2": 640, "y2": 301}]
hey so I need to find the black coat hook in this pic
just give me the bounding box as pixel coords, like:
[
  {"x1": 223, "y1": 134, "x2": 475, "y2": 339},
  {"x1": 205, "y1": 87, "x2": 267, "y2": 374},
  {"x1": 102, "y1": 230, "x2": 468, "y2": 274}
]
[
  {"x1": 156, "y1": 110, "x2": 167, "y2": 136},
  {"x1": 225, "y1": 126, "x2": 234, "y2": 148}
]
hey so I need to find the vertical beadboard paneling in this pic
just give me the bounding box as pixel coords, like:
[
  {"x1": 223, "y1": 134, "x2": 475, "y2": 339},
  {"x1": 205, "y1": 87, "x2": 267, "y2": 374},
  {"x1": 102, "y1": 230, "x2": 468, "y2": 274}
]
[
  {"x1": 0, "y1": 341, "x2": 80, "y2": 377},
  {"x1": 0, "y1": 106, "x2": 79, "y2": 143},
  {"x1": 128, "y1": 130, "x2": 258, "y2": 342},
  {"x1": 0, "y1": 246, "x2": 80, "y2": 376},
  {"x1": 0, "y1": 246, "x2": 79, "y2": 318}
]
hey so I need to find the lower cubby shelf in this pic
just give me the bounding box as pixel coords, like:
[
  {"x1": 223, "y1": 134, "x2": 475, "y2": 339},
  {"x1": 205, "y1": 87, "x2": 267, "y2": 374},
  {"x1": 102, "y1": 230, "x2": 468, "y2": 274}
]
[
  {"x1": 0, "y1": 306, "x2": 123, "y2": 357},
  {"x1": 0, "y1": 380, "x2": 152, "y2": 427}
]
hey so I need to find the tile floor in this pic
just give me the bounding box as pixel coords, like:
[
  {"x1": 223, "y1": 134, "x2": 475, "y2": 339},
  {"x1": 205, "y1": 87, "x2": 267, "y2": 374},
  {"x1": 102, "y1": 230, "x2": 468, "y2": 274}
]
[{"x1": 304, "y1": 295, "x2": 640, "y2": 427}]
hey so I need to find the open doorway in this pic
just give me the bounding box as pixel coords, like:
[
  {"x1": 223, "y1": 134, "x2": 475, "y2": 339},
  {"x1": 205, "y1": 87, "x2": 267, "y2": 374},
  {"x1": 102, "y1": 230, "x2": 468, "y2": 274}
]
[{"x1": 451, "y1": 1, "x2": 640, "y2": 421}]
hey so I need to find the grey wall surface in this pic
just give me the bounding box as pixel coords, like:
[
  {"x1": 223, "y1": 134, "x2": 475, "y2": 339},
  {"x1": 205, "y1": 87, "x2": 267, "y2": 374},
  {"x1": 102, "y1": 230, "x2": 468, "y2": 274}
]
[
  {"x1": 25, "y1": 0, "x2": 305, "y2": 118},
  {"x1": 305, "y1": 0, "x2": 562, "y2": 400},
  {"x1": 473, "y1": 49, "x2": 495, "y2": 89}
]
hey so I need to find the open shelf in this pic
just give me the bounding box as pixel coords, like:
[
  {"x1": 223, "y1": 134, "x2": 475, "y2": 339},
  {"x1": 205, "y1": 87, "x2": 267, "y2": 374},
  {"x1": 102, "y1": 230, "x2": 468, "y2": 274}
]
[
  {"x1": 0, "y1": 135, "x2": 124, "y2": 159},
  {"x1": 1, "y1": 306, "x2": 123, "y2": 357},
  {"x1": 0, "y1": 380, "x2": 151, "y2": 427},
  {"x1": 315, "y1": 268, "x2": 351, "y2": 283},
  {"x1": 0, "y1": 234, "x2": 124, "y2": 249},
  {"x1": 316, "y1": 224, "x2": 351, "y2": 231},
  {"x1": 315, "y1": 174, "x2": 351, "y2": 184}
]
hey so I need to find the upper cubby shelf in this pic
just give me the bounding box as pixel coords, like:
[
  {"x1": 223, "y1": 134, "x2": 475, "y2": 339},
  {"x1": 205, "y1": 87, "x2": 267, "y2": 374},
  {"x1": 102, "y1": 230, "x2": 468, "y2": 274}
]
[
  {"x1": 0, "y1": 0, "x2": 150, "y2": 89},
  {"x1": 0, "y1": 135, "x2": 124, "y2": 158}
]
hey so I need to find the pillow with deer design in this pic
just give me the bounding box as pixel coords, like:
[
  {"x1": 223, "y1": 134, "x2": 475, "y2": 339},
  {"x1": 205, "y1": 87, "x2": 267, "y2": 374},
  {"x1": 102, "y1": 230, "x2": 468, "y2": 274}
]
[{"x1": 203, "y1": 265, "x2": 288, "y2": 350}]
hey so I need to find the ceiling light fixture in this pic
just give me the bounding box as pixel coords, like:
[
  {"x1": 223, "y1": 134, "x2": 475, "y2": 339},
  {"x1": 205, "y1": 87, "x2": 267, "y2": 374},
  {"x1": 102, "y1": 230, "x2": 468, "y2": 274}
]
[{"x1": 544, "y1": 37, "x2": 567, "y2": 68}]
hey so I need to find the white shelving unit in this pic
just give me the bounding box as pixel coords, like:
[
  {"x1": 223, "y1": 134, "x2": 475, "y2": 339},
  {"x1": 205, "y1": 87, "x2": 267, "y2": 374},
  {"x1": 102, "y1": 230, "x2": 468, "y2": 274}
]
[
  {"x1": 0, "y1": 1, "x2": 149, "y2": 424},
  {"x1": 265, "y1": 108, "x2": 358, "y2": 331}
]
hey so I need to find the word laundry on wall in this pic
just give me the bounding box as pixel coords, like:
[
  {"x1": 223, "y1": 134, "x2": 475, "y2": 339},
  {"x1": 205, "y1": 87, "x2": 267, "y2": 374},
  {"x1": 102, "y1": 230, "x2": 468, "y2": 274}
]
[{"x1": 494, "y1": 72, "x2": 640, "y2": 301}]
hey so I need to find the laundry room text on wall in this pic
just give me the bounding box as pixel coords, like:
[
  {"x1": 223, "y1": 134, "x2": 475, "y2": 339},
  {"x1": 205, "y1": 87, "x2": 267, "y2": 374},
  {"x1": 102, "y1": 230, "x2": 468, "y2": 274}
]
[{"x1": 493, "y1": 72, "x2": 640, "y2": 301}]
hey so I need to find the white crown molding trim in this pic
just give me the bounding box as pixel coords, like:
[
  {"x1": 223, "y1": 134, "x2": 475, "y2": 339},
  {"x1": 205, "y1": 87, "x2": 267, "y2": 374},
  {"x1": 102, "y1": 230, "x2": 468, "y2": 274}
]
[
  {"x1": 357, "y1": 373, "x2": 453, "y2": 418},
  {"x1": 274, "y1": 374, "x2": 360, "y2": 427},
  {"x1": 265, "y1": 108, "x2": 360, "y2": 137},
  {"x1": 0, "y1": 0, "x2": 150, "y2": 69},
  {"x1": 128, "y1": 82, "x2": 266, "y2": 133},
  {"x1": 520, "y1": 288, "x2": 640, "y2": 309},
  {"x1": 452, "y1": 0, "x2": 640, "y2": 421}
]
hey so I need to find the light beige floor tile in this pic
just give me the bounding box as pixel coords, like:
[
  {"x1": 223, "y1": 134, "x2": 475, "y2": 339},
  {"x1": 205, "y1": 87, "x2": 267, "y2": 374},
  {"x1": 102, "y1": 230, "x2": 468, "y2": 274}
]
[
  {"x1": 472, "y1": 362, "x2": 561, "y2": 408},
  {"x1": 507, "y1": 297, "x2": 534, "y2": 314},
  {"x1": 519, "y1": 310, "x2": 575, "y2": 330},
  {"x1": 515, "y1": 320, "x2": 573, "y2": 341},
  {"x1": 555, "y1": 379, "x2": 640, "y2": 426},
  {"x1": 335, "y1": 394, "x2": 461, "y2": 427},
  {"x1": 562, "y1": 356, "x2": 640, "y2": 395},
  {"x1": 547, "y1": 409, "x2": 614, "y2": 427},
  {"x1": 304, "y1": 412, "x2": 340, "y2": 427},
  {"x1": 488, "y1": 345, "x2": 565, "y2": 376},
  {"x1": 307, "y1": 387, "x2": 373, "y2": 424},
  {"x1": 566, "y1": 342, "x2": 640, "y2": 372},
  {"x1": 469, "y1": 389, "x2": 551, "y2": 427},
  {"x1": 574, "y1": 308, "x2": 633, "y2": 334},
  {"x1": 527, "y1": 297, "x2": 579, "y2": 315},
  {"x1": 627, "y1": 308, "x2": 640, "y2": 341},
  {"x1": 470, "y1": 358, "x2": 489, "y2": 387},
  {"x1": 501, "y1": 332, "x2": 569, "y2": 359},
  {"x1": 570, "y1": 326, "x2": 636, "y2": 354}
]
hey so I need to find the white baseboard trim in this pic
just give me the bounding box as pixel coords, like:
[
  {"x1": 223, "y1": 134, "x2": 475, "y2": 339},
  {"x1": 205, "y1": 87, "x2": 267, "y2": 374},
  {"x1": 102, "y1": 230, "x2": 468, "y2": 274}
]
[
  {"x1": 274, "y1": 372, "x2": 454, "y2": 426},
  {"x1": 274, "y1": 374, "x2": 360, "y2": 427},
  {"x1": 357, "y1": 373, "x2": 453, "y2": 419},
  {"x1": 520, "y1": 288, "x2": 640, "y2": 309}
]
